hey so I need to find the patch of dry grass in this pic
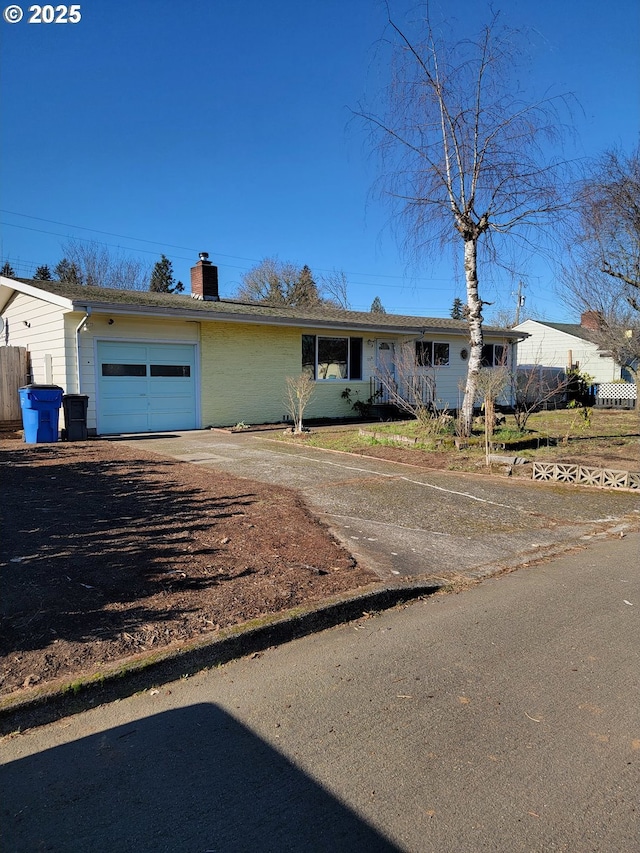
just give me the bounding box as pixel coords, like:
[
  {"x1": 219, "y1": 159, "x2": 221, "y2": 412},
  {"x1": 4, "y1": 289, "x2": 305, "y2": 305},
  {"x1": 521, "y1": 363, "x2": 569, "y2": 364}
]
[{"x1": 277, "y1": 409, "x2": 639, "y2": 473}]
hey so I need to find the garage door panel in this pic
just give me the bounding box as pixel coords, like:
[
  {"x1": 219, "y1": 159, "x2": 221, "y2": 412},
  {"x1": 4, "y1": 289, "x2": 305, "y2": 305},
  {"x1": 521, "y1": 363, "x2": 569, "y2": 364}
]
[
  {"x1": 101, "y1": 411, "x2": 150, "y2": 433},
  {"x1": 148, "y1": 388, "x2": 195, "y2": 417},
  {"x1": 100, "y1": 393, "x2": 149, "y2": 416},
  {"x1": 97, "y1": 341, "x2": 197, "y2": 434},
  {"x1": 103, "y1": 343, "x2": 150, "y2": 361},
  {"x1": 149, "y1": 411, "x2": 195, "y2": 431},
  {"x1": 148, "y1": 343, "x2": 194, "y2": 362}
]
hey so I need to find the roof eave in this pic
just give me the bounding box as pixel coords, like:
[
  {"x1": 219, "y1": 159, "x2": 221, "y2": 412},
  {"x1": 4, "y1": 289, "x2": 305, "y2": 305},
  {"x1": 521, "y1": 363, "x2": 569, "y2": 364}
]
[
  {"x1": 1, "y1": 276, "x2": 74, "y2": 310},
  {"x1": 65, "y1": 299, "x2": 519, "y2": 337},
  {"x1": 3, "y1": 278, "x2": 521, "y2": 338}
]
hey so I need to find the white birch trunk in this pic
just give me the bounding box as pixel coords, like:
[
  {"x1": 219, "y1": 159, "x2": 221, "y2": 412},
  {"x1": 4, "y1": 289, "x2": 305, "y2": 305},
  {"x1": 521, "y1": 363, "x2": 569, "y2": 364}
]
[{"x1": 460, "y1": 237, "x2": 484, "y2": 436}]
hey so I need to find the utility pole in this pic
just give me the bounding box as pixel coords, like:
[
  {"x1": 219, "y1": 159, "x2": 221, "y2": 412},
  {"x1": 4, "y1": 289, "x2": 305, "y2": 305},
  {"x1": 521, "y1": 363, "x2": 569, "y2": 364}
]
[{"x1": 513, "y1": 280, "x2": 526, "y2": 325}]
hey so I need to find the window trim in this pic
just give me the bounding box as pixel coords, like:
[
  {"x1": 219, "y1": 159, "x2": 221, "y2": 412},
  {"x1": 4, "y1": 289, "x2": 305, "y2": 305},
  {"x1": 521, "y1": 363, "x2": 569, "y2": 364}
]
[
  {"x1": 481, "y1": 343, "x2": 507, "y2": 368},
  {"x1": 302, "y1": 335, "x2": 363, "y2": 381},
  {"x1": 415, "y1": 340, "x2": 450, "y2": 367}
]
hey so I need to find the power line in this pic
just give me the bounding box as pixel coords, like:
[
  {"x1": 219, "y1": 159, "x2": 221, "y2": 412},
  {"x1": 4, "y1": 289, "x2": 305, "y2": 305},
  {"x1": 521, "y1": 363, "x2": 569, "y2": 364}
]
[
  {"x1": 0, "y1": 209, "x2": 454, "y2": 284},
  {"x1": 0, "y1": 209, "x2": 255, "y2": 262}
]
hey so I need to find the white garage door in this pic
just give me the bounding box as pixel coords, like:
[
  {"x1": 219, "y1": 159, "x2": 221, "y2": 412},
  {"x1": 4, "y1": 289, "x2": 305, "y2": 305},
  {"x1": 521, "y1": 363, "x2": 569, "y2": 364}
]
[{"x1": 97, "y1": 341, "x2": 197, "y2": 434}]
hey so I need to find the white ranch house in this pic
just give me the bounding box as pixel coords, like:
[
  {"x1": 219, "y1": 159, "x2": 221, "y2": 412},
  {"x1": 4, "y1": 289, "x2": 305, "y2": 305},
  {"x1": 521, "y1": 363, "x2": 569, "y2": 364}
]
[{"x1": 1, "y1": 256, "x2": 522, "y2": 436}]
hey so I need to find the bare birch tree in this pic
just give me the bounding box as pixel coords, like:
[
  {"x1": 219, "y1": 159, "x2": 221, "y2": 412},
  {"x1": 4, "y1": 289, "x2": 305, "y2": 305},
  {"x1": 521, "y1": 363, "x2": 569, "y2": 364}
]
[{"x1": 356, "y1": 6, "x2": 572, "y2": 435}]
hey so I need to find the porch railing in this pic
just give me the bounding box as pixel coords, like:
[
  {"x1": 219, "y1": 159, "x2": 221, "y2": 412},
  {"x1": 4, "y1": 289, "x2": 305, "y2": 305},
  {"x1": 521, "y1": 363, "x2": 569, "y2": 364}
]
[{"x1": 369, "y1": 375, "x2": 435, "y2": 407}]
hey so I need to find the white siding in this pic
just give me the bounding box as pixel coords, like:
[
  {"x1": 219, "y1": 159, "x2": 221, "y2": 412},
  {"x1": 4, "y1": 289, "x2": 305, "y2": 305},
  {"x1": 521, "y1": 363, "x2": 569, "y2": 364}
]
[
  {"x1": 1, "y1": 292, "x2": 67, "y2": 386},
  {"x1": 72, "y1": 313, "x2": 200, "y2": 431},
  {"x1": 379, "y1": 335, "x2": 470, "y2": 409},
  {"x1": 514, "y1": 320, "x2": 620, "y2": 384}
]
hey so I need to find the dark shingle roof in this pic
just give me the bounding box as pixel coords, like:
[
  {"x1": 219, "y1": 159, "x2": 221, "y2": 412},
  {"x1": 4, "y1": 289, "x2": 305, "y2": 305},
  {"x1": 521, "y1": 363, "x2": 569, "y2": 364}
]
[
  {"x1": 533, "y1": 320, "x2": 600, "y2": 344},
  {"x1": 14, "y1": 278, "x2": 518, "y2": 337}
]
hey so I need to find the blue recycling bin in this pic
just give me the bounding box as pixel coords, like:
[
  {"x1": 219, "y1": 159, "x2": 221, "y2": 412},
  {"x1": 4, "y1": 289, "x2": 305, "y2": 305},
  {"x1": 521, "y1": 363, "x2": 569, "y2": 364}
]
[{"x1": 19, "y1": 385, "x2": 64, "y2": 443}]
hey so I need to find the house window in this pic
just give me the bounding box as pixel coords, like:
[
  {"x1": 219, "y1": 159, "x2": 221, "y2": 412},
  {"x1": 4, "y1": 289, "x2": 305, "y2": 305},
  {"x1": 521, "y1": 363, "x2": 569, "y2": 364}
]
[
  {"x1": 481, "y1": 344, "x2": 506, "y2": 367},
  {"x1": 302, "y1": 335, "x2": 316, "y2": 379},
  {"x1": 415, "y1": 341, "x2": 450, "y2": 367},
  {"x1": 302, "y1": 335, "x2": 363, "y2": 380}
]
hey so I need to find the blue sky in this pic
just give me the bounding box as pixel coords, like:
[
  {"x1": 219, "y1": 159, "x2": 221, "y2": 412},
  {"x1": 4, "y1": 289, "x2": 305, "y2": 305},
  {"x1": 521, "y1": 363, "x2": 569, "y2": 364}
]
[{"x1": 1, "y1": 0, "x2": 638, "y2": 322}]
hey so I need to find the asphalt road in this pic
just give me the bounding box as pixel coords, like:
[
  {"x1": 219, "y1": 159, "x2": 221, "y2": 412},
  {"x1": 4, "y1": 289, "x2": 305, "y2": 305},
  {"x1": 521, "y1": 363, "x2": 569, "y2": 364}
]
[
  {"x1": 2, "y1": 532, "x2": 638, "y2": 852},
  {"x1": 115, "y1": 429, "x2": 639, "y2": 579}
]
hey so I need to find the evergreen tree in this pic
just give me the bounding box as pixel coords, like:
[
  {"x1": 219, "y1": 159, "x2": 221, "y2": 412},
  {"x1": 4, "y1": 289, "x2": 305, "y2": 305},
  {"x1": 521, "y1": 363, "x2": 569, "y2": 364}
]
[
  {"x1": 370, "y1": 296, "x2": 386, "y2": 314},
  {"x1": 1, "y1": 261, "x2": 16, "y2": 277},
  {"x1": 290, "y1": 265, "x2": 321, "y2": 306},
  {"x1": 34, "y1": 265, "x2": 52, "y2": 280},
  {"x1": 450, "y1": 297, "x2": 465, "y2": 319},
  {"x1": 149, "y1": 254, "x2": 184, "y2": 293},
  {"x1": 54, "y1": 258, "x2": 83, "y2": 284}
]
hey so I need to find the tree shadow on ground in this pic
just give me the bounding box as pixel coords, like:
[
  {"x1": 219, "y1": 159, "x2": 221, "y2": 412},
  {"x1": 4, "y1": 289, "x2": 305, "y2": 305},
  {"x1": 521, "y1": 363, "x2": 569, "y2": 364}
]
[
  {"x1": 0, "y1": 703, "x2": 402, "y2": 852},
  {"x1": 0, "y1": 445, "x2": 259, "y2": 656}
]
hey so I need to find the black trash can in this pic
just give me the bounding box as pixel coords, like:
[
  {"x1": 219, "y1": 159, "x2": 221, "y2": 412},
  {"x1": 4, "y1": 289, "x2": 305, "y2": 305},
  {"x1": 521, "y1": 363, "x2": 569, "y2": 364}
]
[{"x1": 62, "y1": 394, "x2": 89, "y2": 441}]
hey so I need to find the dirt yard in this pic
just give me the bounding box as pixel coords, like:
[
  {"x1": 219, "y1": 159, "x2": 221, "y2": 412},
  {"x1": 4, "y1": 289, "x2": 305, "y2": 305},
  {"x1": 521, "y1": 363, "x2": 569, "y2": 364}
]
[
  {"x1": 3, "y1": 410, "x2": 637, "y2": 701},
  {"x1": 0, "y1": 439, "x2": 377, "y2": 698}
]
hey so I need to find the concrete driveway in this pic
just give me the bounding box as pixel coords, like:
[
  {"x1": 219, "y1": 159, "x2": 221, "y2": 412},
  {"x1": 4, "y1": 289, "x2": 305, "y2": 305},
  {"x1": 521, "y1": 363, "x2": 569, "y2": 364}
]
[{"x1": 117, "y1": 429, "x2": 639, "y2": 580}]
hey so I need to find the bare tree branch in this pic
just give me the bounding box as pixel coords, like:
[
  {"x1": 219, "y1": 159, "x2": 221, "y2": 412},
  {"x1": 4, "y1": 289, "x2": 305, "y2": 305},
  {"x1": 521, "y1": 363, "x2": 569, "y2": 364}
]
[
  {"x1": 560, "y1": 145, "x2": 640, "y2": 409},
  {"x1": 57, "y1": 240, "x2": 150, "y2": 290},
  {"x1": 355, "y1": 7, "x2": 574, "y2": 434}
]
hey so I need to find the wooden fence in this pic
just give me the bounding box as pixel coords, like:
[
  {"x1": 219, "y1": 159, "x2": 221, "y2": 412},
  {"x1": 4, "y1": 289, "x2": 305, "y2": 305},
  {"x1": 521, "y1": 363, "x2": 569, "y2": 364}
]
[{"x1": 0, "y1": 347, "x2": 30, "y2": 423}]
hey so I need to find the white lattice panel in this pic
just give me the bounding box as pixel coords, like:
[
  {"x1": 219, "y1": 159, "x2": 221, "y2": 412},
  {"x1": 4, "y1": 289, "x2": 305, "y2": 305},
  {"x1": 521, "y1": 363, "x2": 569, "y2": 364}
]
[{"x1": 596, "y1": 383, "x2": 637, "y2": 400}]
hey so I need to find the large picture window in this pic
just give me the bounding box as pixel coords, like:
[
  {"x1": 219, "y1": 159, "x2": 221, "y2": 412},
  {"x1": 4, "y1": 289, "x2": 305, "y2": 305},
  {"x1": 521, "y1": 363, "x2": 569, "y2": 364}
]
[
  {"x1": 415, "y1": 341, "x2": 450, "y2": 367},
  {"x1": 302, "y1": 335, "x2": 363, "y2": 380}
]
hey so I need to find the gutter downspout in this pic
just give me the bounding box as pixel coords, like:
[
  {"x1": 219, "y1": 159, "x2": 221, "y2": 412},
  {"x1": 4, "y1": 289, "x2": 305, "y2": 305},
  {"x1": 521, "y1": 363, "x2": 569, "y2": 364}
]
[{"x1": 75, "y1": 307, "x2": 91, "y2": 393}]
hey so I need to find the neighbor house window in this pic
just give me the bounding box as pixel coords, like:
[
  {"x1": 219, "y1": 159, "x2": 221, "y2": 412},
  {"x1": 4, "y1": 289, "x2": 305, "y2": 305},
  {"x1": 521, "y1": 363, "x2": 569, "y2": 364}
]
[
  {"x1": 481, "y1": 344, "x2": 506, "y2": 367},
  {"x1": 415, "y1": 341, "x2": 450, "y2": 367},
  {"x1": 302, "y1": 335, "x2": 363, "y2": 380}
]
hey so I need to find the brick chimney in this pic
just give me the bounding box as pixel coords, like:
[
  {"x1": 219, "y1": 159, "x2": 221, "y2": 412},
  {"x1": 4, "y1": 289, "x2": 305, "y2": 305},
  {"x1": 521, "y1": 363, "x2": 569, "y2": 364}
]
[
  {"x1": 191, "y1": 252, "x2": 219, "y2": 301},
  {"x1": 580, "y1": 310, "x2": 603, "y2": 331}
]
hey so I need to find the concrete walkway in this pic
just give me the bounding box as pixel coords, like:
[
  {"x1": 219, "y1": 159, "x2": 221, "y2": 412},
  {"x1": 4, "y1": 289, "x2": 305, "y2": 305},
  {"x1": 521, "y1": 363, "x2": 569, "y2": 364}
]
[{"x1": 116, "y1": 429, "x2": 640, "y2": 580}]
